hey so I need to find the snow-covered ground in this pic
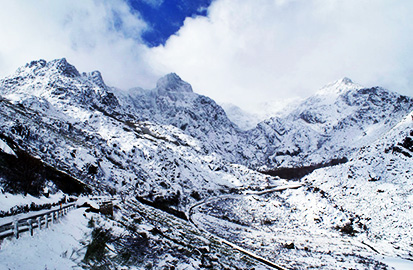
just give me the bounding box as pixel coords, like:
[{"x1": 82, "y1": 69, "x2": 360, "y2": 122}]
[
  {"x1": 304, "y1": 111, "x2": 413, "y2": 261},
  {"x1": 0, "y1": 191, "x2": 67, "y2": 213},
  {"x1": 0, "y1": 59, "x2": 412, "y2": 269},
  {"x1": 192, "y1": 185, "x2": 413, "y2": 269},
  {"x1": 0, "y1": 139, "x2": 16, "y2": 157},
  {"x1": 0, "y1": 208, "x2": 91, "y2": 270},
  {"x1": 192, "y1": 188, "x2": 381, "y2": 269}
]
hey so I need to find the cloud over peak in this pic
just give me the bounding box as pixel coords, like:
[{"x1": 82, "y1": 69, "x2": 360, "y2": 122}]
[
  {"x1": 1, "y1": 0, "x2": 413, "y2": 114},
  {"x1": 0, "y1": 0, "x2": 159, "y2": 90},
  {"x1": 148, "y1": 0, "x2": 413, "y2": 111}
]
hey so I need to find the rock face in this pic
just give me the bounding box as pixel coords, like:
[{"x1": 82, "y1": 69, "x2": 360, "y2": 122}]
[{"x1": 115, "y1": 72, "x2": 246, "y2": 163}]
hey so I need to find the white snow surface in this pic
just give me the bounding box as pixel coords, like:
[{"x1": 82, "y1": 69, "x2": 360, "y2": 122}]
[
  {"x1": 305, "y1": 110, "x2": 413, "y2": 259},
  {"x1": 0, "y1": 191, "x2": 66, "y2": 213},
  {"x1": 0, "y1": 139, "x2": 16, "y2": 157},
  {"x1": 0, "y1": 208, "x2": 91, "y2": 270}
]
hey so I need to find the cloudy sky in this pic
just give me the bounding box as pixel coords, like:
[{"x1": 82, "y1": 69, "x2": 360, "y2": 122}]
[{"x1": 0, "y1": 0, "x2": 412, "y2": 112}]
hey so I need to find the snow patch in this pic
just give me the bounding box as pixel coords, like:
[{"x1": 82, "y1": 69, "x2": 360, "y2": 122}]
[{"x1": 0, "y1": 139, "x2": 16, "y2": 157}]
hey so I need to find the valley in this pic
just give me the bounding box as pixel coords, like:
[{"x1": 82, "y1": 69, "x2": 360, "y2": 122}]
[{"x1": 0, "y1": 59, "x2": 412, "y2": 269}]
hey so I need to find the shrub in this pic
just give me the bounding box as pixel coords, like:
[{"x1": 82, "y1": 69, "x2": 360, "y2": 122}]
[
  {"x1": 84, "y1": 227, "x2": 112, "y2": 263},
  {"x1": 335, "y1": 222, "x2": 357, "y2": 236},
  {"x1": 87, "y1": 217, "x2": 95, "y2": 228}
]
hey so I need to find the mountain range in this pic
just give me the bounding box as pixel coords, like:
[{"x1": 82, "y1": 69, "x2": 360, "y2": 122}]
[{"x1": 0, "y1": 58, "x2": 411, "y2": 269}]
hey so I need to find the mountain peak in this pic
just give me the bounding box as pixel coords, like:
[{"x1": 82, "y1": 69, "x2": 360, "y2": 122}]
[
  {"x1": 46, "y1": 58, "x2": 80, "y2": 78},
  {"x1": 317, "y1": 77, "x2": 362, "y2": 96},
  {"x1": 18, "y1": 58, "x2": 80, "y2": 78},
  {"x1": 156, "y1": 73, "x2": 193, "y2": 94},
  {"x1": 25, "y1": 59, "x2": 47, "y2": 69},
  {"x1": 340, "y1": 77, "x2": 353, "y2": 84},
  {"x1": 86, "y1": 70, "x2": 107, "y2": 89}
]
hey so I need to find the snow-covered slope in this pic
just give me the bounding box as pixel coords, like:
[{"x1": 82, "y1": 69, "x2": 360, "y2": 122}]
[
  {"x1": 249, "y1": 78, "x2": 413, "y2": 171},
  {"x1": 1, "y1": 59, "x2": 119, "y2": 117},
  {"x1": 1, "y1": 58, "x2": 413, "y2": 269},
  {"x1": 219, "y1": 103, "x2": 262, "y2": 130},
  {"x1": 0, "y1": 138, "x2": 16, "y2": 157},
  {"x1": 304, "y1": 109, "x2": 413, "y2": 259},
  {"x1": 1, "y1": 59, "x2": 411, "y2": 196},
  {"x1": 114, "y1": 73, "x2": 249, "y2": 163},
  {"x1": 0, "y1": 59, "x2": 277, "y2": 211},
  {"x1": 189, "y1": 109, "x2": 413, "y2": 268}
]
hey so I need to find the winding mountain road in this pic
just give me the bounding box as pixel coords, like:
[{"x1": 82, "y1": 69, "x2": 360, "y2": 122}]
[{"x1": 188, "y1": 183, "x2": 302, "y2": 270}]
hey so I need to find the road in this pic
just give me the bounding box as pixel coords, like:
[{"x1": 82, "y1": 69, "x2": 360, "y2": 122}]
[
  {"x1": 0, "y1": 202, "x2": 76, "y2": 239},
  {"x1": 188, "y1": 183, "x2": 302, "y2": 270}
]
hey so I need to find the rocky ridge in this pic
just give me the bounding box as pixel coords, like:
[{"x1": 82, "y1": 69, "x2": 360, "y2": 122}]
[
  {"x1": 1, "y1": 59, "x2": 412, "y2": 185},
  {"x1": 0, "y1": 59, "x2": 276, "y2": 210}
]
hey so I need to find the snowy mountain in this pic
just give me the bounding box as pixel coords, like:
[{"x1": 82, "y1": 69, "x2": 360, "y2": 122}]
[
  {"x1": 0, "y1": 59, "x2": 275, "y2": 209},
  {"x1": 4, "y1": 59, "x2": 410, "y2": 175},
  {"x1": 114, "y1": 73, "x2": 248, "y2": 163},
  {"x1": 0, "y1": 58, "x2": 412, "y2": 269},
  {"x1": 248, "y1": 77, "x2": 413, "y2": 172},
  {"x1": 219, "y1": 103, "x2": 262, "y2": 130},
  {"x1": 1, "y1": 58, "x2": 411, "y2": 199},
  {"x1": 1, "y1": 59, "x2": 119, "y2": 115}
]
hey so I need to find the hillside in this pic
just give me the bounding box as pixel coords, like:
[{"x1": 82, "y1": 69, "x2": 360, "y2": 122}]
[
  {"x1": 250, "y1": 78, "x2": 413, "y2": 172},
  {"x1": 0, "y1": 59, "x2": 275, "y2": 210},
  {"x1": 0, "y1": 59, "x2": 412, "y2": 269}
]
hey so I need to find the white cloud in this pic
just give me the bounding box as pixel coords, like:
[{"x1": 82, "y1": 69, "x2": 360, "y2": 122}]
[
  {"x1": 0, "y1": 0, "x2": 159, "y2": 90},
  {"x1": 1, "y1": 0, "x2": 412, "y2": 113},
  {"x1": 147, "y1": 0, "x2": 413, "y2": 112}
]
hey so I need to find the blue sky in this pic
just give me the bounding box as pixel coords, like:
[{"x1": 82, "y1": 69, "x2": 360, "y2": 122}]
[
  {"x1": 0, "y1": 0, "x2": 412, "y2": 113},
  {"x1": 126, "y1": 0, "x2": 213, "y2": 46}
]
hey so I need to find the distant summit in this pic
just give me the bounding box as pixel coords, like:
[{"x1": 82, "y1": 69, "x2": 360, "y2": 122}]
[
  {"x1": 156, "y1": 73, "x2": 193, "y2": 94},
  {"x1": 21, "y1": 58, "x2": 80, "y2": 78},
  {"x1": 1, "y1": 58, "x2": 118, "y2": 112},
  {"x1": 316, "y1": 77, "x2": 363, "y2": 96}
]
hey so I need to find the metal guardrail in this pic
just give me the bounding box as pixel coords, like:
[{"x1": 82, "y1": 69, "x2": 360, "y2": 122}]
[{"x1": 0, "y1": 203, "x2": 76, "y2": 239}]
